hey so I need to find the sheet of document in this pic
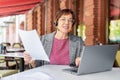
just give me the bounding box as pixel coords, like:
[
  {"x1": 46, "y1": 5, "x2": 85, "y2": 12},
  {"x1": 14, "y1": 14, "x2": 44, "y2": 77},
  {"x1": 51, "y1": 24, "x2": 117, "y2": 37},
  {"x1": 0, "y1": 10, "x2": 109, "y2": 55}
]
[{"x1": 18, "y1": 29, "x2": 49, "y2": 62}]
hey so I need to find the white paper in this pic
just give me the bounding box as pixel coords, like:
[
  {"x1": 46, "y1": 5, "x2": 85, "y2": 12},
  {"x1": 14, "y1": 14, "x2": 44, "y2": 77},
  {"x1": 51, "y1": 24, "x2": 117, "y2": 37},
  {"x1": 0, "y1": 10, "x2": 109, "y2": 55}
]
[{"x1": 18, "y1": 29, "x2": 49, "y2": 62}]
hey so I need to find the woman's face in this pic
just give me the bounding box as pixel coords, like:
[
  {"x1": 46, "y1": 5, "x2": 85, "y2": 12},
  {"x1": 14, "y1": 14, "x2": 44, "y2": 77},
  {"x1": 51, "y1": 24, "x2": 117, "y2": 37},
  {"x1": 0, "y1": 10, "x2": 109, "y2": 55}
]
[{"x1": 57, "y1": 14, "x2": 73, "y2": 34}]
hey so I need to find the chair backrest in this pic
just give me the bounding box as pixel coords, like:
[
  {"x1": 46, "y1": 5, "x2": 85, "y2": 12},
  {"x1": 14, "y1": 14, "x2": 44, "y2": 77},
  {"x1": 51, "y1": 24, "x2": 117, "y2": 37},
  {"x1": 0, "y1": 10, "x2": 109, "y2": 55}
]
[
  {"x1": 1, "y1": 42, "x2": 11, "y2": 47},
  {"x1": 115, "y1": 50, "x2": 120, "y2": 67},
  {"x1": 1, "y1": 42, "x2": 11, "y2": 54},
  {"x1": 12, "y1": 43, "x2": 21, "y2": 48}
]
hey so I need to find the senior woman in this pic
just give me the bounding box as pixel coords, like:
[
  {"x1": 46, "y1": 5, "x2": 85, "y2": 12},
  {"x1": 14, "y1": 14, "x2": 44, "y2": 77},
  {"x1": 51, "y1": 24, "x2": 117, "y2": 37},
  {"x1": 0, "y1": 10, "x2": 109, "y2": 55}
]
[{"x1": 24, "y1": 9, "x2": 84, "y2": 68}]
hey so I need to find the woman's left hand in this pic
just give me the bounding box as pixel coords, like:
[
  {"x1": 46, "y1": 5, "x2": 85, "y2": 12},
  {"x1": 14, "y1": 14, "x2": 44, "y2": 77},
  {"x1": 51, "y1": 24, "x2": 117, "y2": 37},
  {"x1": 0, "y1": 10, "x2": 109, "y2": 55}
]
[{"x1": 75, "y1": 57, "x2": 80, "y2": 67}]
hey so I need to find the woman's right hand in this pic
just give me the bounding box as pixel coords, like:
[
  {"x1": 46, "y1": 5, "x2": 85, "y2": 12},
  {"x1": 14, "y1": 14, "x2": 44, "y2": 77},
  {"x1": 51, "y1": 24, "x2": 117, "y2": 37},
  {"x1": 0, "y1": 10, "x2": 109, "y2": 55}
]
[
  {"x1": 75, "y1": 57, "x2": 80, "y2": 67},
  {"x1": 23, "y1": 51, "x2": 32, "y2": 64}
]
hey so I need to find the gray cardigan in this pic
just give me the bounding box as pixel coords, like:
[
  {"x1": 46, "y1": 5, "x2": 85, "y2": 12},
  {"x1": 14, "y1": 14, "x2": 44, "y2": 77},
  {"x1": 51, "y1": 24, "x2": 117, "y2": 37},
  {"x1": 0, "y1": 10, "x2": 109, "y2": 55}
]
[{"x1": 35, "y1": 31, "x2": 84, "y2": 67}]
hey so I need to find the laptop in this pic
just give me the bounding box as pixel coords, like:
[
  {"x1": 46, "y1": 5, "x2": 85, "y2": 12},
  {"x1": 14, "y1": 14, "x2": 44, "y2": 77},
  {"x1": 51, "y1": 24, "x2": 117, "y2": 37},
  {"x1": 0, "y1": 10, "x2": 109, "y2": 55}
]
[{"x1": 63, "y1": 44, "x2": 119, "y2": 75}]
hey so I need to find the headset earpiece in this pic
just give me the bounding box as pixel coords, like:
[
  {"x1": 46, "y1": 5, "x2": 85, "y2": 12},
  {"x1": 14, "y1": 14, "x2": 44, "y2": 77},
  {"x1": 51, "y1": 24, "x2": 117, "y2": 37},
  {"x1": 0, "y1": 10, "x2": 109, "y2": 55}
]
[{"x1": 54, "y1": 21, "x2": 58, "y2": 27}]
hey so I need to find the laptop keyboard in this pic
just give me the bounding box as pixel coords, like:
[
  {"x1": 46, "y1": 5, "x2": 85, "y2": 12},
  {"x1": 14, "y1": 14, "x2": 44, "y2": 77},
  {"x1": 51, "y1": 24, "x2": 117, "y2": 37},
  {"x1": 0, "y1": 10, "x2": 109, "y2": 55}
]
[
  {"x1": 63, "y1": 67, "x2": 78, "y2": 73},
  {"x1": 70, "y1": 67, "x2": 78, "y2": 72}
]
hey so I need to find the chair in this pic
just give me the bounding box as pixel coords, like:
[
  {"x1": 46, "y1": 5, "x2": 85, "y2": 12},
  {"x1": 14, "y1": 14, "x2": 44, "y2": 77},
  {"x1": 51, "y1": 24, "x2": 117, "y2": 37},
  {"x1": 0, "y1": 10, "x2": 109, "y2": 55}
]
[
  {"x1": 1, "y1": 42, "x2": 11, "y2": 47},
  {"x1": 0, "y1": 70, "x2": 18, "y2": 78},
  {"x1": 0, "y1": 56, "x2": 19, "y2": 70},
  {"x1": 0, "y1": 44, "x2": 19, "y2": 78},
  {"x1": 0, "y1": 43, "x2": 19, "y2": 69},
  {"x1": 114, "y1": 50, "x2": 120, "y2": 67},
  {"x1": 12, "y1": 43, "x2": 22, "y2": 48}
]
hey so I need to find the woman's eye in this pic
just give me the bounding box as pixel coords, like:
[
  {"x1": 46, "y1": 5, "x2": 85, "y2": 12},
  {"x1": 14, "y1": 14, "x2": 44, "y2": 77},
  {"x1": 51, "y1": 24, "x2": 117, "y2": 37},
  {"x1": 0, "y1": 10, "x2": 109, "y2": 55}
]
[
  {"x1": 68, "y1": 19, "x2": 73, "y2": 23},
  {"x1": 61, "y1": 19, "x2": 66, "y2": 21},
  {"x1": 60, "y1": 18, "x2": 73, "y2": 23}
]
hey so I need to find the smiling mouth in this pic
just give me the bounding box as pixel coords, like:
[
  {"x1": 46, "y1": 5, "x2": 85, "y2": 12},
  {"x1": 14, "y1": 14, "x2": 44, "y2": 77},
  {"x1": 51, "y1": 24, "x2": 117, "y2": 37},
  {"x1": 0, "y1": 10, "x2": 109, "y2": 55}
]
[{"x1": 63, "y1": 26, "x2": 69, "y2": 29}]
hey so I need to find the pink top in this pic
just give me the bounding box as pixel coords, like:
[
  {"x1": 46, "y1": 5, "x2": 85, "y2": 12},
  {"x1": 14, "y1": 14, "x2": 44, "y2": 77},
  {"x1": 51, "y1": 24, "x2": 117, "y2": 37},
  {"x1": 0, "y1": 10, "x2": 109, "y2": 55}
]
[{"x1": 50, "y1": 38, "x2": 70, "y2": 65}]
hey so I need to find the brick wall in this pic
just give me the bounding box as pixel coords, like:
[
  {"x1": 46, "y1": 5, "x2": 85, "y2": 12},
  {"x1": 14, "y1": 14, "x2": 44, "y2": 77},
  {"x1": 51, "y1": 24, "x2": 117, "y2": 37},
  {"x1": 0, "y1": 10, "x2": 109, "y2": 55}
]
[
  {"x1": 25, "y1": 0, "x2": 107, "y2": 45},
  {"x1": 84, "y1": 0, "x2": 107, "y2": 45},
  {"x1": 26, "y1": 11, "x2": 34, "y2": 30}
]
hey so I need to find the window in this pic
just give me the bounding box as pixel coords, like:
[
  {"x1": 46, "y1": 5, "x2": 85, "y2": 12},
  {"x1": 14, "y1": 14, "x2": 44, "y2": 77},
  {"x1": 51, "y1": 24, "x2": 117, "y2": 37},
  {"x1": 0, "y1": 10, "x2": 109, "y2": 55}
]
[
  {"x1": 109, "y1": 20, "x2": 120, "y2": 43},
  {"x1": 77, "y1": 24, "x2": 86, "y2": 41}
]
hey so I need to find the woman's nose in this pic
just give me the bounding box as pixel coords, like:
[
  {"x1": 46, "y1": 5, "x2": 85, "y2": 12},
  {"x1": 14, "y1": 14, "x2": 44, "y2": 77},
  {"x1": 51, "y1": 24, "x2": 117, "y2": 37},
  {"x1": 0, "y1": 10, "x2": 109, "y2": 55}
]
[{"x1": 65, "y1": 19, "x2": 69, "y2": 24}]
